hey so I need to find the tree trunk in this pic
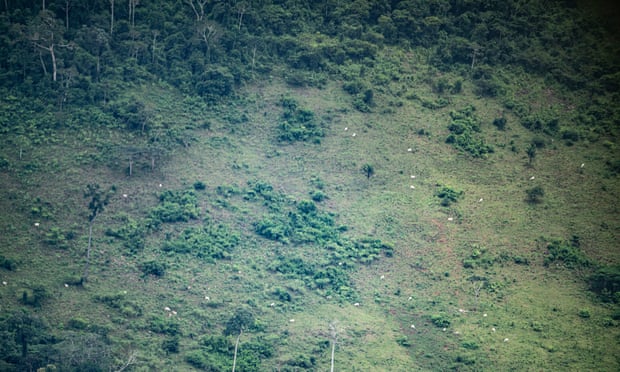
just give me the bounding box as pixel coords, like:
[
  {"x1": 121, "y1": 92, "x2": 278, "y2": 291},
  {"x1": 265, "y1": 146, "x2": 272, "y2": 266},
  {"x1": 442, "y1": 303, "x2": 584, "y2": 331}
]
[
  {"x1": 110, "y1": 0, "x2": 114, "y2": 34},
  {"x1": 232, "y1": 329, "x2": 242, "y2": 372},
  {"x1": 50, "y1": 44, "x2": 57, "y2": 82}
]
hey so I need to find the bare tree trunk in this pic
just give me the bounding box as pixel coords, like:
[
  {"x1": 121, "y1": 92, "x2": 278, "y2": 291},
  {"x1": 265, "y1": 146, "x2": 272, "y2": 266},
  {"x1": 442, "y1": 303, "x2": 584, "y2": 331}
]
[
  {"x1": 50, "y1": 44, "x2": 57, "y2": 82},
  {"x1": 38, "y1": 50, "x2": 48, "y2": 76},
  {"x1": 232, "y1": 329, "x2": 242, "y2": 372},
  {"x1": 109, "y1": 0, "x2": 115, "y2": 34},
  {"x1": 64, "y1": 0, "x2": 70, "y2": 30}
]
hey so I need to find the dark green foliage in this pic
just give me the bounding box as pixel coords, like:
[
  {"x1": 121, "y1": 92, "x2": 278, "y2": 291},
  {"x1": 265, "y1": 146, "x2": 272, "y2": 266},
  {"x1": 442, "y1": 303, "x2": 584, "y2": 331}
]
[
  {"x1": 286, "y1": 354, "x2": 316, "y2": 368},
  {"x1": 521, "y1": 114, "x2": 559, "y2": 135},
  {"x1": 578, "y1": 309, "x2": 591, "y2": 319},
  {"x1": 462, "y1": 246, "x2": 495, "y2": 269},
  {"x1": 44, "y1": 227, "x2": 73, "y2": 249},
  {"x1": 162, "y1": 224, "x2": 239, "y2": 261},
  {"x1": 435, "y1": 186, "x2": 463, "y2": 207},
  {"x1": 223, "y1": 306, "x2": 255, "y2": 336},
  {"x1": 1, "y1": 310, "x2": 50, "y2": 366},
  {"x1": 362, "y1": 163, "x2": 375, "y2": 179},
  {"x1": 162, "y1": 336, "x2": 180, "y2": 354},
  {"x1": 310, "y1": 190, "x2": 327, "y2": 202},
  {"x1": 525, "y1": 185, "x2": 545, "y2": 204},
  {"x1": 19, "y1": 285, "x2": 48, "y2": 307},
  {"x1": 493, "y1": 117, "x2": 507, "y2": 130},
  {"x1": 543, "y1": 239, "x2": 592, "y2": 269},
  {"x1": 461, "y1": 340, "x2": 480, "y2": 350},
  {"x1": 140, "y1": 260, "x2": 167, "y2": 277},
  {"x1": 431, "y1": 314, "x2": 451, "y2": 328},
  {"x1": 94, "y1": 292, "x2": 143, "y2": 317},
  {"x1": 193, "y1": 181, "x2": 207, "y2": 190},
  {"x1": 589, "y1": 266, "x2": 620, "y2": 303},
  {"x1": 277, "y1": 97, "x2": 324, "y2": 143},
  {"x1": 85, "y1": 184, "x2": 114, "y2": 222},
  {"x1": 149, "y1": 317, "x2": 181, "y2": 336},
  {"x1": 185, "y1": 351, "x2": 210, "y2": 369},
  {"x1": 149, "y1": 189, "x2": 200, "y2": 224},
  {"x1": 526, "y1": 144, "x2": 537, "y2": 166},
  {"x1": 0, "y1": 255, "x2": 17, "y2": 271},
  {"x1": 446, "y1": 106, "x2": 493, "y2": 157},
  {"x1": 105, "y1": 215, "x2": 145, "y2": 253}
]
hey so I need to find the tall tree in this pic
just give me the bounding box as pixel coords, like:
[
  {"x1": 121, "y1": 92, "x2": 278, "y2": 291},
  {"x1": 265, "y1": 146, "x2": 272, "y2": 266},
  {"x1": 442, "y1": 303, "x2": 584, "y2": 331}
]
[
  {"x1": 185, "y1": 0, "x2": 209, "y2": 22},
  {"x1": 82, "y1": 184, "x2": 114, "y2": 282},
  {"x1": 109, "y1": 0, "x2": 115, "y2": 34},
  {"x1": 28, "y1": 10, "x2": 72, "y2": 82}
]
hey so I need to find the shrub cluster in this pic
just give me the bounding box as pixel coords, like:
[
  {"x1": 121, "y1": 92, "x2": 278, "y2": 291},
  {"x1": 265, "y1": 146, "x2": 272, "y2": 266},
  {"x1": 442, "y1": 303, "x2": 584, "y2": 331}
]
[
  {"x1": 277, "y1": 97, "x2": 325, "y2": 143},
  {"x1": 445, "y1": 106, "x2": 494, "y2": 157}
]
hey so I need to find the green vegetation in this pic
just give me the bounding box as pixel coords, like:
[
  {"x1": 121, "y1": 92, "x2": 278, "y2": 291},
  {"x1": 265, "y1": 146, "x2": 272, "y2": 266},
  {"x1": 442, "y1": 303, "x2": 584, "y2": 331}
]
[{"x1": 0, "y1": 1, "x2": 618, "y2": 371}]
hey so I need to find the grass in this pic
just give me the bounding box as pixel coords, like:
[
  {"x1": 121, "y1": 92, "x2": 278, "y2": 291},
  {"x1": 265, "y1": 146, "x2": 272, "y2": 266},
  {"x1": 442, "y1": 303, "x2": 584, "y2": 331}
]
[{"x1": 1, "y1": 61, "x2": 619, "y2": 371}]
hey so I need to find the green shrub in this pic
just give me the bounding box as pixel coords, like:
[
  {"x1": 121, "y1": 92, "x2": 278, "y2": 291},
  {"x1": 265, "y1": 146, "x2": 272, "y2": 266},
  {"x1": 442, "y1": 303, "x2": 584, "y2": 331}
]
[
  {"x1": 277, "y1": 97, "x2": 325, "y2": 142},
  {"x1": 140, "y1": 260, "x2": 167, "y2": 277},
  {"x1": 149, "y1": 189, "x2": 200, "y2": 224},
  {"x1": 19, "y1": 285, "x2": 49, "y2": 307},
  {"x1": 149, "y1": 316, "x2": 181, "y2": 336},
  {"x1": 431, "y1": 314, "x2": 451, "y2": 328},
  {"x1": 310, "y1": 190, "x2": 326, "y2": 202},
  {"x1": 44, "y1": 227, "x2": 72, "y2": 249},
  {"x1": 493, "y1": 117, "x2": 507, "y2": 130},
  {"x1": 543, "y1": 239, "x2": 591, "y2": 269},
  {"x1": 105, "y1": 216, "x2": 145, "y2": 253},
  {"x1": 435, "y1": 186, "x2": 463, "y2": 207},
  {"x1": 162, "y1": 336, "x2": 180, "y2": 353},
  {"x1": 193, "y1": 181, "x2": 206, "y2": 190},
  {"x1": 589, "y1": 265, "x2": 620, "y2": 302},
  {"x1": 185, "y1": 351, "x2": 208, "y2": 369},
  {"x1": 578, "y1": 309, "x2": 591, "y2": 318},
  {"x1": 162, "y1": 224, "x2": 239, "y2": 261},
  {"x1": 445, "y1": 106, "x2": 493, "y2": 157},
  {"x1": 525, "y1": 186, "x2": 545, "y2": 204},
  {"x1": 0, "y1": 255, "x2": 17, "y2": 270}
]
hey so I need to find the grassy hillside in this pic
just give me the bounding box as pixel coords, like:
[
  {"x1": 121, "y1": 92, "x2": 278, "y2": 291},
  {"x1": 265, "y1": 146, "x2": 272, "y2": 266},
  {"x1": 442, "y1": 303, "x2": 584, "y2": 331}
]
[{"x1": 1, "y1": 1, "x2": 619, "y2": 371}]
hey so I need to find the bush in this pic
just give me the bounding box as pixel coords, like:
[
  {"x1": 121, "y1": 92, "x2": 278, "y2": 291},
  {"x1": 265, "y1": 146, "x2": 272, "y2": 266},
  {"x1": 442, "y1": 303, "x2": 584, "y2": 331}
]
[
  {"x1": 193, "y1": 181, "x2": 206, "y2": 190},
  {"x1": 277, "y1": 97, "x2": 325, "y2": 143},
  {"x1": 436, "y1": 186, "x2": 463, "y2": 207},
  {"x1": 589, "y1": 265, "x2": 620, "y2": 302},
  {"x1": 431, "y1": 314, "x2": 451, "y2": 328},
  {"x1": 162, "y1": 336, "x2": 180, "y2": 353},
  {"x1": 493, "y1": 117, "x2": 507, "y2": 130},
  {"x1": 543, "y1": 239, "x2": 591, "y2": 269},
  {"x1": 445, "y1": 106, "x2": 493, "y2": 157},
  {"x1": 525, "y1": 186, "x2": 545, "y2": 204},
  {"x1": 0, "y1": 255, "x2": 17, "y2": 270},
  {"x1": 149, "y1": 190, "x2": 200, "y2": 223},
  {"x1": 19, "y1": 285, "x2": 48, "y2": 307},
  {"x1": 141, "y1": 260, "x2": 167, "y2": 277}
]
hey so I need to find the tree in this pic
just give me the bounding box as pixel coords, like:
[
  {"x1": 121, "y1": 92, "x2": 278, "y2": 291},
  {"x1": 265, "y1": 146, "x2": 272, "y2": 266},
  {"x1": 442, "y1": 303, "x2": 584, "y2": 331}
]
[
  {"x1": 525, "y1": 185, "x2": 544, "y2": 204},
  {"x1": 526, "y1": 143, "x2": 537, "y2": 166},
  {"x1": 109, "y1": 0, "x2": 115, "y2": 34},
  {"x1": 224, "y1": 306, "x2": 255, "y2": 372},
  {"x1": 82, "y1": 184, "x2": 114, "y2": 282},
  {"x1": 329, "y1": 322, "x2": 338, "y2": 372},
  {"x1": 185, "y1": 0, "x2": 209, "y2": 22},
  {"x1": 28, "y1": 10, "x2": 73, "y2": 82},
  {"x1": 361, "y1": 163, "x2": 374, "y2": 179}
]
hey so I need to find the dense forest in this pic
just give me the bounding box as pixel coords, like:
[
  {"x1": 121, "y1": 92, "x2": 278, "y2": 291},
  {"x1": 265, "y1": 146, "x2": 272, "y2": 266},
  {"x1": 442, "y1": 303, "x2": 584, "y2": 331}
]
[{"x1": 0, "y1": 0, "x2": 619, "y2": 371}]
